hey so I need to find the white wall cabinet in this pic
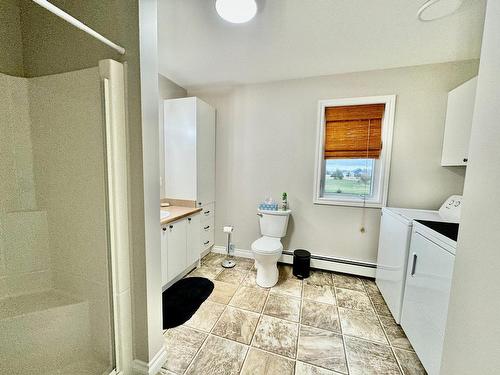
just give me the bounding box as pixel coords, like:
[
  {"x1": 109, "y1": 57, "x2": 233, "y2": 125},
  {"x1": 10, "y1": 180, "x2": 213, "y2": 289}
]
[
  {"x1": 441, "y1": 77, "x2": 478, "y2": 166},
  {"x1": 161, "y1": 212, "x2": 201, "y2": 288}
]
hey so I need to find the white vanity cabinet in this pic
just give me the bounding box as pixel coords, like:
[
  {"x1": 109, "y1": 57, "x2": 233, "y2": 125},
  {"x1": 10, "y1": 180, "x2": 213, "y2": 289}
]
[
  {"x1": 441, "y1": 76, "x2": 478, "y2": 166},
  {"x1": 161, "y1": 212, "x2": 202, "y2": 288},
  {"x1": 163, "y1": 97, "x2": 216, "y2": 253}
]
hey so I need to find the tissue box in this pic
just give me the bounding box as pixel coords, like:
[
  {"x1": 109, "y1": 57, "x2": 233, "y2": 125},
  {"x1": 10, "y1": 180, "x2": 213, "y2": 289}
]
[{"x1": 259, "y1": 203, "x2": 279, "y2": 211}]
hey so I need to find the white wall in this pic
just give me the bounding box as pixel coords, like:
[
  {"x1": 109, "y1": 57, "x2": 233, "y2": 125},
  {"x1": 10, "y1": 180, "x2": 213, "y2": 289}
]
[
  {"x1": 441, "y1": 1, "x2": 500, "y2": 374},
  {"x1": 190, "y1": 61, "x2": 477, "y2": 263},
  {"x1": 138, "y1": 0, "x2": 166, "y2": 369},
  {"x1": 158, "y1": 73, "x2": 187, "y2": 197}
]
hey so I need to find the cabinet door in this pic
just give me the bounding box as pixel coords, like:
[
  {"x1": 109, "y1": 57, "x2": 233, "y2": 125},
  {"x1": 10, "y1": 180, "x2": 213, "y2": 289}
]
[
  {"x1": 167, "y1": 220, "x2": 187, "y2": 282},
  {"x1": 186, "y1": 214, "x2": 201, "y2": 265},
  {"x1": 164, "y1": 98, "x2": 197, "y2": 200},
  {"x1": 161, "y1": 225, "x2": 169, "y2": 286},
  {"x1": 196, "y1": 99, "x2": 216, "y2": 206},
  {"x1": 401, "y1": 232, "x2": 455, "y2": 375},
  {"x1": 441, "y1": 77, "x2": 477, "y2": 166}
]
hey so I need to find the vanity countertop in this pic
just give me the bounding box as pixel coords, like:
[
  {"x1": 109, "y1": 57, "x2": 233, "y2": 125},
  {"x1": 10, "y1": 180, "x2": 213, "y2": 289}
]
[{"x1": 160, "y1": 206, "x2": 202, "y2": 225}]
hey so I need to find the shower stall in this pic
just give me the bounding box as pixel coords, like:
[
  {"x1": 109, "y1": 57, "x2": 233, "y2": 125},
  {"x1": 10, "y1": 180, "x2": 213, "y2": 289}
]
[{"x1": 0, "y1": 1, "x2": 132, "y2": 374}]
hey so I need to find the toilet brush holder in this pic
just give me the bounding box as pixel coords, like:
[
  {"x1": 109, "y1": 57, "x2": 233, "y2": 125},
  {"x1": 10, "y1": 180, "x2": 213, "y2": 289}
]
[{"x1": 222, "y1": 226, "x2": 236, "y2": 268}]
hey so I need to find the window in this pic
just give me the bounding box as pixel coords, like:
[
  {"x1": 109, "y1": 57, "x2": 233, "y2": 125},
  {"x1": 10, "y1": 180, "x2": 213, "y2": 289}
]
[{"x1": 313, "y1": 96, "x2": 395, "y2": 207}]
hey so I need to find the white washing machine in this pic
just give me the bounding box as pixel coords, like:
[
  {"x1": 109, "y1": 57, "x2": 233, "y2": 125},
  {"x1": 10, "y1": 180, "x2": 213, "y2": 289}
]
[{"x1": 375, "y1": 195, "x2": 462, "y2": 323}]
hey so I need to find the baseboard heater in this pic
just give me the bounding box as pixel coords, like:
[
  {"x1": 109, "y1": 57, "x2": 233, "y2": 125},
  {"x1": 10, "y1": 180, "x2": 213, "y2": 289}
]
[{"x1": 281, "y1": 250, "x2": 377, "y2": 269}]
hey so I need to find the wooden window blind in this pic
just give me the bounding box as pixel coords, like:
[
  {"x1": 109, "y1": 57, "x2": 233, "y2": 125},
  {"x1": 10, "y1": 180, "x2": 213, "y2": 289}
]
[{"x1": 324, "y1": 103, "x2": 385, "y2": 159}]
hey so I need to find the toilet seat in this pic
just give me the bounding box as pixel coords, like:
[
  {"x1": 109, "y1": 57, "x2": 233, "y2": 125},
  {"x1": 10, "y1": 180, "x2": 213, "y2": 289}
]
[{"x1": 251, "y1": 236, "x2": 283, "y2": 255}]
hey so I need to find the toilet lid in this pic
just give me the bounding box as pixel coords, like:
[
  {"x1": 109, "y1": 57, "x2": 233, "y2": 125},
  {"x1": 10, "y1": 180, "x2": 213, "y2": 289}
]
[{"x1": 251, "y1": 237, "x2": 283, "y2": 254}]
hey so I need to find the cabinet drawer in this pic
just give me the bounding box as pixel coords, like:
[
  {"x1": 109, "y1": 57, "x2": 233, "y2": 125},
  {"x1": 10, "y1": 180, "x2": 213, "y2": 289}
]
[
  {"x1": 201, "y1": 216, "x2": 214, "y2": 233},
  {"x1": 201, "y1": 228, "x2": 214, "y2": 250},
  {"x1": 200, "y1": 203, "x2": 214, "y2": 220}
]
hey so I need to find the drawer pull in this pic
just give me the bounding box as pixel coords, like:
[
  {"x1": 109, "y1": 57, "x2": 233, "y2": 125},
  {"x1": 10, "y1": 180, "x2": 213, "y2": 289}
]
[
  {"x1": 204, "y1": 225, "x2": 210, "y2": 230},
  {"x1": 162, "y1": 227, "x2": 166, "y2": 232},
  {"x1": 169, "y1": 225, "x2": 173, "y2": 229},
  {"x1": 203, "y1": 240, "x2": 210, "y2": 245},
  {"x1": 204, "y1": 210, "x2": 211, "y2": 215},
  {"x1": 188, "y1": 217, "x2": 192, "y2": 222}
]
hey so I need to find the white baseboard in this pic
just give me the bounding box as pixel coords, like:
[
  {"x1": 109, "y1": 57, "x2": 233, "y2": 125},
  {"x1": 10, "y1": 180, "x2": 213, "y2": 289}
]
[
  {"x1": 132, "y1": 345, "x2": 167, "y2": 375},
  {"x1": 212, "y1": 246, "x2": 376, "y2": 278},
  {"x1": 213, "y1": 245, "x2": 253, "y2": 259}
]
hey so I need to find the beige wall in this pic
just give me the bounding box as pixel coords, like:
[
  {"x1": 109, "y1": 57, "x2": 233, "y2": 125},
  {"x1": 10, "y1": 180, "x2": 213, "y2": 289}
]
[
  {"x1": 0, "y1": 72, "x2": 49, "y2": 299},
  {"x1": 441, "y1": 1, "x2": 500, "y2": 374},
  {"x1": 0, "y1": 72, "x2": 35, "y2": 212},
  {"x1": 159, "y1": 73, "x2": 188, "y2": 197},
  {"x1": 191, "y1": 61, "x2": 477, "y2": 263},
  {"x1": 0, "y1": 0, "x2": 24, "y2": 76}
]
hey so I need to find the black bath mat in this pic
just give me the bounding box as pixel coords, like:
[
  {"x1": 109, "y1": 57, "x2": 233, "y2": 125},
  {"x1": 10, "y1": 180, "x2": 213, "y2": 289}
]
[{"x1": 162, "y1": 277, "x2": 214, "y2": 329}]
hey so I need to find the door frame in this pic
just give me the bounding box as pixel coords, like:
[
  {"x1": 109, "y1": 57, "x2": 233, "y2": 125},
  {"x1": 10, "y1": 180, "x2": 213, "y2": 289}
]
[{"x1": 100, "y1": 59, "x2": 134, "y2": 375}]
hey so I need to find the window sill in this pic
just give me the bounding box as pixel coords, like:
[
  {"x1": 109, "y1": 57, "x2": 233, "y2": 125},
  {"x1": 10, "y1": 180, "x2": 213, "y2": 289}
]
[{"x1": 314, "y1": 198, "x2": 383, "y2": 208}]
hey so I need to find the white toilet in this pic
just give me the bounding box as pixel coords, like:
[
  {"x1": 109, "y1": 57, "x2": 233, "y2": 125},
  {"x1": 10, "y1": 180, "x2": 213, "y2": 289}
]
[{"x1": 251, "y1": 209, "x2": 292, "y2": 287}]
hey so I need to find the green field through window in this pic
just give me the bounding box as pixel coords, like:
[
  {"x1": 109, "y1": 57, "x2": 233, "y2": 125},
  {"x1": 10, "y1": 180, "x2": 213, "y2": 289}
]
[{"x1": 323, "y1": 159, "x2": 374, "y2": 197}]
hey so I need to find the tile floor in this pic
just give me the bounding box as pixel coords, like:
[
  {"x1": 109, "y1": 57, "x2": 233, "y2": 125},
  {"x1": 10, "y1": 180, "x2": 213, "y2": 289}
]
[{"x1": 159, "y1": 253, "x2": 426, "y2": 375}]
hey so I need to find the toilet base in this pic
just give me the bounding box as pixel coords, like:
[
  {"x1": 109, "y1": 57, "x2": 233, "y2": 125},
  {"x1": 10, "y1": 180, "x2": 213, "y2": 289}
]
[{"x1": 255, "y1": 260, "x2": 279, "y2": 288}]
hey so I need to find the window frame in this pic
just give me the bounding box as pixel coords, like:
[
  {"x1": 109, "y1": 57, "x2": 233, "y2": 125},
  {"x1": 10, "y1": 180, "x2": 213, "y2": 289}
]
[{"x1": 313, "y1": 95, "x2": 396, "y2": 208}]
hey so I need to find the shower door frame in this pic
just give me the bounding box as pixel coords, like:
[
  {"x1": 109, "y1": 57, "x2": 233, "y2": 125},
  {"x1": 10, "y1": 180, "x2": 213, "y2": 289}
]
[{"x1": 100, "y1": 59, "x2": 134, "y2": 375}]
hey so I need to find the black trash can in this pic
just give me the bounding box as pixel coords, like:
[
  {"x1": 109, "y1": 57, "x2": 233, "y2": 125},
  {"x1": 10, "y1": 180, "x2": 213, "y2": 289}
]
[{"x1": 293, "y1": 249, "x2": 311, "y2": 279}]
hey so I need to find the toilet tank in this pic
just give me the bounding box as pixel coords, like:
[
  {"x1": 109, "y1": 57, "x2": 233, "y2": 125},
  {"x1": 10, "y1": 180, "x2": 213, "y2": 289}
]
[{"x1": 258, "y1": 209, "x2": 291, "y2": 238}]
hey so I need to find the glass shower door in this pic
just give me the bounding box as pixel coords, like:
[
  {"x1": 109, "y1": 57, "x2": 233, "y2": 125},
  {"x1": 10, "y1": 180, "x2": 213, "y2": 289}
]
[{"x1": 0, "y1": 65, "x2": 116, "y2": 374}]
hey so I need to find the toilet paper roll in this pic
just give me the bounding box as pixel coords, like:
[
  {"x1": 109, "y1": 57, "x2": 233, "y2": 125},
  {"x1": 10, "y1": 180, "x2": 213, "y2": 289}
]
[{"x1": 223, "y1": 226, "x2": 234, "y2": 233}]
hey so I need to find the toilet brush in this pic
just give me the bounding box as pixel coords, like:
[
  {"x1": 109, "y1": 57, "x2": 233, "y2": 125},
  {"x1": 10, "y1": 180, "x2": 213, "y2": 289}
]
[{"x1": 222, "y1": 226, "x2": 236, "y2": 268}]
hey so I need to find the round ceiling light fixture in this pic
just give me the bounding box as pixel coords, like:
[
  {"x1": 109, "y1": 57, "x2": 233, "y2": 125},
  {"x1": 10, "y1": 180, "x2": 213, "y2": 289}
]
[
  {"x1": 215, "y1": 0, "x2": 258, "y2": 24},
  {"x1": 417, "y1": 0, "x2": 464, "y2": 21}
]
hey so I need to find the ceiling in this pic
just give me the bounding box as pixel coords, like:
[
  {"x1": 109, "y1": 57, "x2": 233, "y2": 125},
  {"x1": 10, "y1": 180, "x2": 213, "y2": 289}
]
[{"x1": 157, "y1": 0, "x2": 485, "y2": 88}]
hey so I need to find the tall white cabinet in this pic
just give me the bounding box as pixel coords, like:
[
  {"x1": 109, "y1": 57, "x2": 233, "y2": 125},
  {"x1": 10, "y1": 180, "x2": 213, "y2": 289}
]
[{"x1": 163, "y1": 97, "x2": 216, "y2": 254}]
